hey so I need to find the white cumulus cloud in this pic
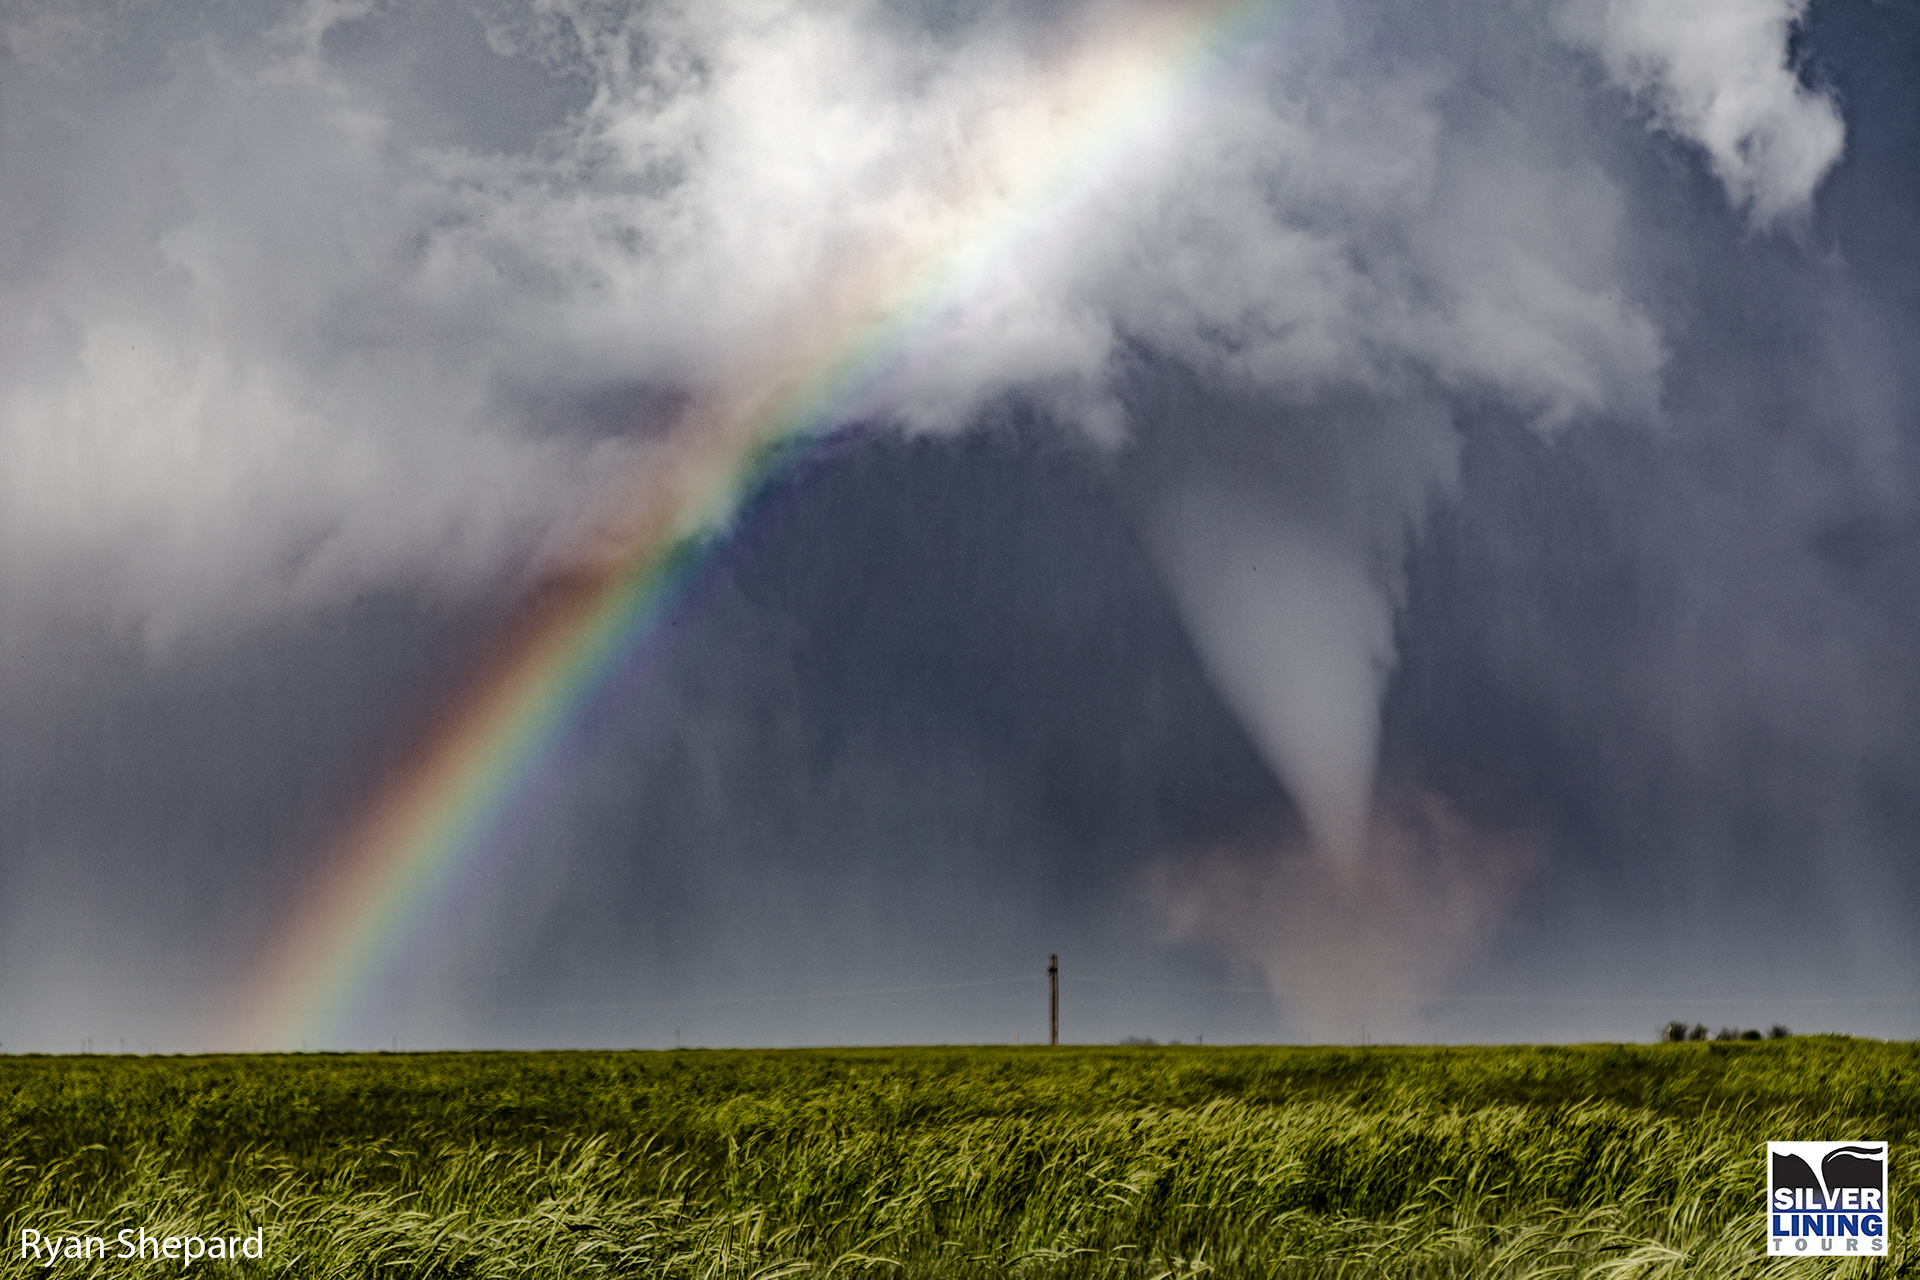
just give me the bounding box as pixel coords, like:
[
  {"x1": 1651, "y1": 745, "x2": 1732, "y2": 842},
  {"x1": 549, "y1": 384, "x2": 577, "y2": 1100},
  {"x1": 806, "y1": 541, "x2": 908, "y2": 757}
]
[
  {"x1": 1555, "y1": 0, "x2": 1844, "y2": 224},
  {"x1": 0, "y1": 0, "x2": 1842, "y2": 647}
]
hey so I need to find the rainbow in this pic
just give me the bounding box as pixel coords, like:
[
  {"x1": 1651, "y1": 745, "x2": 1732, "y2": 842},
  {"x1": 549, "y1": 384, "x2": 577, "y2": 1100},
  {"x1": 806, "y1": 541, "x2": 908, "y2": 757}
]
[{"x1": 225, "y1": 0, "x2": 1307, "y2": 1049}]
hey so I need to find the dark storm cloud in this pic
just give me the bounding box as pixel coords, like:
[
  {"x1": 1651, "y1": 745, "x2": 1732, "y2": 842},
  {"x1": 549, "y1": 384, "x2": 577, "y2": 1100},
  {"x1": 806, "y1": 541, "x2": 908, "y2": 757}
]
[
  {"x1": 372, "y1": 428, "x2": 1295, "y2": 1048},
  {"x1": 0, "y1": 0, "x2": 1913, "y2": 1048},
  {"x1": 3, "y1": 0, "x2": 1773, "y2": 634},
  {"x1": 1381, "y1": 0, "x2": 1920, "y2": 1037}
]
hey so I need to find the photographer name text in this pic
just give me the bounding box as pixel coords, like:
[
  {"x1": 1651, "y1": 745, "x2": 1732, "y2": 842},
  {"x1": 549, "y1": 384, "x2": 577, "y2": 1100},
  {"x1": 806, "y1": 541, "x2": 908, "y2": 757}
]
[{"x1": 21, "y1": 1228, "x2": 264, "y2": 1265}]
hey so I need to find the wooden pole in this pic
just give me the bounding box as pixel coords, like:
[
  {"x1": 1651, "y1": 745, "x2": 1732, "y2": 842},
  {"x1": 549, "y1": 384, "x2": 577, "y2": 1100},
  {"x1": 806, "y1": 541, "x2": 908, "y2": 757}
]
[{"x1": 1049, "y1": 954, "x2": 1058, "y2": 1046}]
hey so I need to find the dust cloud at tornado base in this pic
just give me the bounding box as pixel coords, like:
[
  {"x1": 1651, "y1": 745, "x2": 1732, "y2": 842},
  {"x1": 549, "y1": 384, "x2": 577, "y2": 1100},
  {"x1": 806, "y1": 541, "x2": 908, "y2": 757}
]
[{"x1": 0, "y1": 0, "x2": 1916, "y2": 1048}]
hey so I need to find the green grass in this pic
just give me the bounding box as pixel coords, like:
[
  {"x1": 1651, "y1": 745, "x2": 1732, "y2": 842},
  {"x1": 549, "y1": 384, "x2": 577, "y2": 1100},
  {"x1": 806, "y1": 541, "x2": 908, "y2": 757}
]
[{"x1": 0, "y1": 1039, "x2": 1913, "y2": 1277}]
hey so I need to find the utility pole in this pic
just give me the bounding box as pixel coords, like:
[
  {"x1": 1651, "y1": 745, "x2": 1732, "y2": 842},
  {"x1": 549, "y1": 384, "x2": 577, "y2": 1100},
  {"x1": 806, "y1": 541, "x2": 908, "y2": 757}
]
[{"x1": 1049, "y1": 954, "x2": 1058, "y2": 1046}]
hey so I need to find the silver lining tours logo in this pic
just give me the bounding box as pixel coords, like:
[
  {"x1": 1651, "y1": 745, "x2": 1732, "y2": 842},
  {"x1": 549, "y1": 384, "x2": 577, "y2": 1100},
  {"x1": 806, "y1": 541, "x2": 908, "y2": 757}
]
[{"x1": 1768, "y1": 1141, "x2": 1890, "y2": 1256}]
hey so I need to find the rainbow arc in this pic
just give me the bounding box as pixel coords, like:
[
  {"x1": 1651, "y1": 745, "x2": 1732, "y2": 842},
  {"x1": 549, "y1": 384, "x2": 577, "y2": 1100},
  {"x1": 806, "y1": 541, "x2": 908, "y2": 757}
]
[{"x1": 225, "y1": 0, "x2": 1304, "y2": 1050}]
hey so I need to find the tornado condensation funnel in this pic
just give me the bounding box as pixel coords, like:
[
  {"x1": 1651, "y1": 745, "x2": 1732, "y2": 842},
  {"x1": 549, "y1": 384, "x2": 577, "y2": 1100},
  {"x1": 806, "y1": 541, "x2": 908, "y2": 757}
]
[{"x1": 1149, "y1": 486, "x2": 1393, "y2": 868}]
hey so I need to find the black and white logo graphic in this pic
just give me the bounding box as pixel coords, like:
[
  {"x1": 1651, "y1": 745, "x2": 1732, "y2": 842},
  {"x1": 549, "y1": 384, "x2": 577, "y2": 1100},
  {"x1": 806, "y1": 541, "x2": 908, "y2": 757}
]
[{"x1": 1769, "y1": 1141, "x2": 1890, "y2": 1255}]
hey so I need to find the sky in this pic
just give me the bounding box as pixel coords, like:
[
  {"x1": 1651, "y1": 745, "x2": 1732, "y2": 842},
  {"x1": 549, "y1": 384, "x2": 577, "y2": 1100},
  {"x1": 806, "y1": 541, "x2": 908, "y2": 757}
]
[{"x1": 0, "y1": 0, "x2": 1916, "y2": 1052}]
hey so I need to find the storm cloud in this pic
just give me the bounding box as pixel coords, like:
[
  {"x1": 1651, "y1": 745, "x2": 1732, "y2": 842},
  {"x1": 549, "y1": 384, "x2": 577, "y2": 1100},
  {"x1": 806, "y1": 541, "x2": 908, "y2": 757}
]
[{"x1": 0, "y1": 0, "x2": 1914, "y2": 1049}]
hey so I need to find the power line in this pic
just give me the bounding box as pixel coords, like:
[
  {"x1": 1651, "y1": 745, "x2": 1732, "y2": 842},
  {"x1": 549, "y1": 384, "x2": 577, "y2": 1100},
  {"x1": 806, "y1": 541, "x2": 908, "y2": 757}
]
[
  {"x1": 1063, "y1": 976, "x2": 1269, "y2": 994},
  {"x1": 1062, "y1": 978, "x2": 1918, "y2": 1005},
  {"x1": 7, "y1": 971, "x2": 1911, "y2": 1019},
  {"x1": 483, "y1": 976, "x2": 1042, "y2": 1015},
  {"x1": 1424, "y1": 995, "x2": 1920, "y2": 1006}
]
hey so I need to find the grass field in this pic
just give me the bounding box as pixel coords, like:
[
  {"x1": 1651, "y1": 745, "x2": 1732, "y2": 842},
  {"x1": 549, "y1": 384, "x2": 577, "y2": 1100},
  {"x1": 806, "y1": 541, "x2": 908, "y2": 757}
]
[{"x1": 0, "y1": 1038, "x2": 1913, "y2": 1277}]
